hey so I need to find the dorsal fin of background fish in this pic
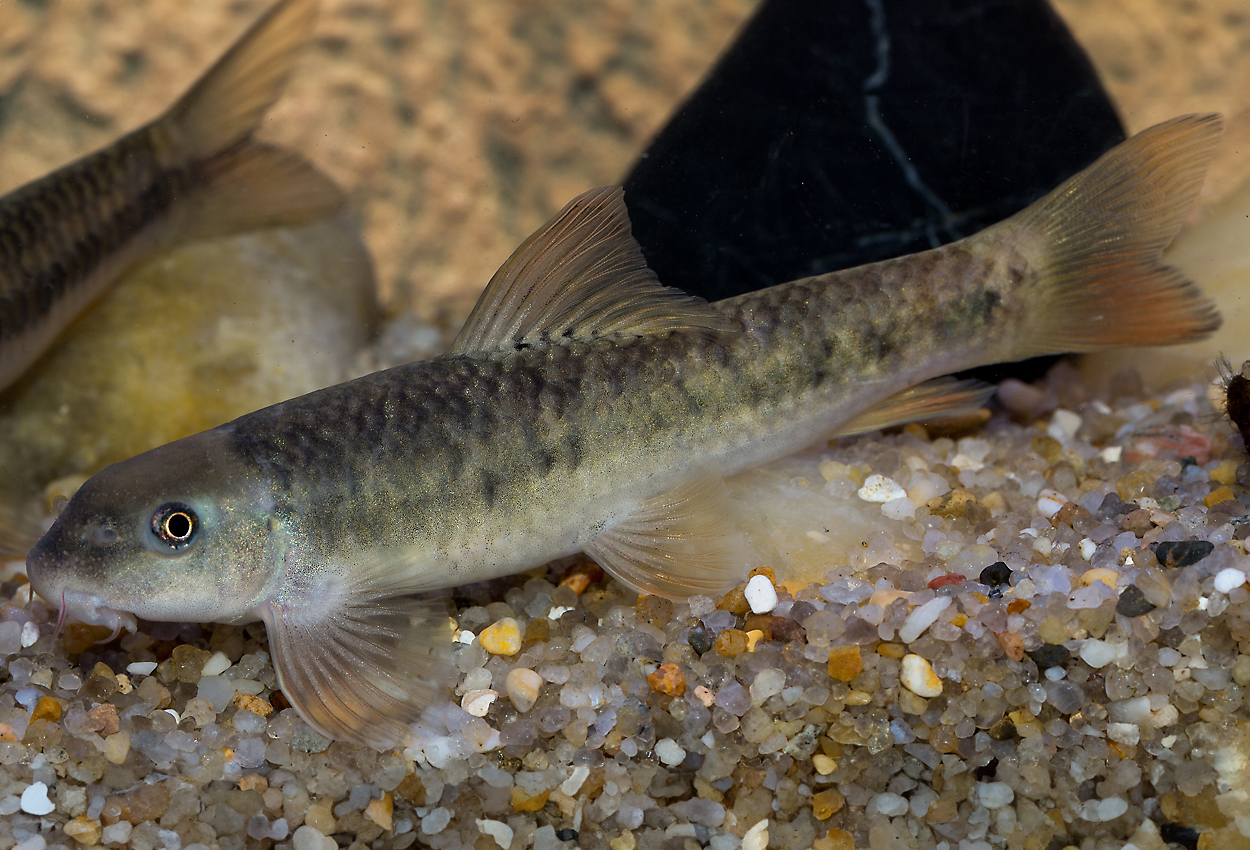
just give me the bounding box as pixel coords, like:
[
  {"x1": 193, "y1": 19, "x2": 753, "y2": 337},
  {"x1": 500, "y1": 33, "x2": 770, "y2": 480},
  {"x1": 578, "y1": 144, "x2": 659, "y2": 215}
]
[{"x1": 0, "y1": 0, "x2": 342, "y2": 398}]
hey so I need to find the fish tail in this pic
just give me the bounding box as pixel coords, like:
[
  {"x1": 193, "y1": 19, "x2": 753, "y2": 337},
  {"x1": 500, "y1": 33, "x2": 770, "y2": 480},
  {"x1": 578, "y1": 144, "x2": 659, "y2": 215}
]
[
  {"x1": 154, "y1": 0, "x2": 343, "y2": 240},
  {"x1": 1003, "y1": 113, "x2": 1223, "y2": 358}
]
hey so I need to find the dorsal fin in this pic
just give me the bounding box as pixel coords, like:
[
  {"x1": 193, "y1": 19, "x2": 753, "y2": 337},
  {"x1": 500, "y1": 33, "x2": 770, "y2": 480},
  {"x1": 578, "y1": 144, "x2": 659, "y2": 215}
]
[{"x1": 450, "y1": 187, "x2": 735, "y2": 355}]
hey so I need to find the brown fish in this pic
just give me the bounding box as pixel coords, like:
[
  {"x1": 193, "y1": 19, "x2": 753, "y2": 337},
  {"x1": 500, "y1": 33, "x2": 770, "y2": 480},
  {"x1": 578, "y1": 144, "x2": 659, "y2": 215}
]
[
  {"x1": 0, "y1": 0, "x2": 342, "y2": 393},
  {"x1": 28, "y1": 114, "x2": 1223, "y2": 749}
]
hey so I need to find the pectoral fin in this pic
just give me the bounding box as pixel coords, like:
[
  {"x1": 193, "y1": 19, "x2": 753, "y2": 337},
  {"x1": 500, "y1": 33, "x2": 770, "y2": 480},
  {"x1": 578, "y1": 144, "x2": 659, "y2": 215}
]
[
  {"x1": 259, "y1": 554, "x2": 454, "y2": 751},
  {"x1": 832, "y1": 377, "x2": 995, "y2": 437},
  {"x1": 451, "y1": 187, "x2": 736, "y2": 355},
  {"x1": 584, "y1": 468, "x2": 746, "y2": 599}
]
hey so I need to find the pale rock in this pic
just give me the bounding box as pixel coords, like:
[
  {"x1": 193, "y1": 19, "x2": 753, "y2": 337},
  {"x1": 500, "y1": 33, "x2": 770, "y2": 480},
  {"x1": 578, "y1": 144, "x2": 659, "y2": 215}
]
[
  {"x1": 505, "y1": 668, "x2": 543, "y2": 713},
  {"x1": 744, "y1": 574, "x2": 778, "y2": 614},
  {"x1": 19, "y1": 781, "x2": 54, "y2": 815},
  {"x1": 901, "y1": 654, "x2": 943, "y2": 697},
  {"x1": 741, "y1": 819, "x2": 769, "y2": 850},
  {"x1": 477, "y1": 819, "x2": 514, "y2": 850},
  {"x1": 857, "y1": 474, "x2": 907, "y2": 503}
]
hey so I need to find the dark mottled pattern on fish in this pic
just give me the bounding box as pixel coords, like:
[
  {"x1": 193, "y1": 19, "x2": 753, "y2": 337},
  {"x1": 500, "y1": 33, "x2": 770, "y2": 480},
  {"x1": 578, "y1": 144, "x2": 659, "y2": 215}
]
[
  {"x1": 228, "y1": 241, "x2": 1018, "y2": 551},
  {"x1": 0, "y1": 128, "x2": 182, "y2": 341}
]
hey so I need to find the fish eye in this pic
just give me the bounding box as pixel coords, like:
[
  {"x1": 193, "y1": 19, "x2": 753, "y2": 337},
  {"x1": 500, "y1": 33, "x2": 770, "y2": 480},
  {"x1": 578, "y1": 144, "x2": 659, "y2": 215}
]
[{"x1": 151, "y1": 503, "x2": 198, "y2": 549}]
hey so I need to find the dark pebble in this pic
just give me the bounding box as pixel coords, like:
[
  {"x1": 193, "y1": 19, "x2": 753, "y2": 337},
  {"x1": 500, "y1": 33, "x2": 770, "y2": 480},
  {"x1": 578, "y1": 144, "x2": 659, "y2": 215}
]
[
  {"x1": 1226, "y1": 361, "x2": 1250, "y2": 451},
  {"x1": 973, "y1": 757, "x2": 999, "y2": 780},
  {"x1": 1029, "y1": 643, "x2": 1071, "y2": 669},
  {"x1": 1096, "y1": 492, "x2": 1137, "y2": 521},
  {"x1": 987, "y1": 716, "x2": 1017, "y2": 741},
  {"x1": 1159, "y1": 822, "x2": 1201, "y2": 850},
  {"x1": 767, "y1": 616, "x2": 805, "y2": 644},
  {"x1": 1153, "y1": 540, "x2": 1215, "y2": 569},
  {"x1": 980, "y1": 562, "x2": 1012, "y2": 587},
  {"x1": 687, "y1": 623, "x2": 713, "y2": 655},
  {"x1": 1115, "y1": 584, "x2": 1156, "y2": 617},
  {"x1": 555, "y1": 828, "x2": 579, "y2": 842}
]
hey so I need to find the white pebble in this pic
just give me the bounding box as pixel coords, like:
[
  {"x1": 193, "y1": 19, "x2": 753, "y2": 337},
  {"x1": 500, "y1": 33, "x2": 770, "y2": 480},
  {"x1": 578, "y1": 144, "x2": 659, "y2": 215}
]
[
  {"x1": 561, "y1": 765, "x2": 590, "y2": 796},
  {"x1": 1036, "y1": 488, "x2": 1067, "y2": 519},
  {"x1": 19, "y1": 781, "x2": 54, "y2": 815},
  {"x1": 1108, "y1": 696, "x2": 1152, "y2": 725},
  {"x1": 1099, "y1": 446, "x2": 1122, "y2": 463},
  {"x1": 897, "y1": 597, "x2": 951, "y2": 644},
  {"x1": 476, "y1": 819, "x2": 514, "y2": 850},
  {"x1": 20, "y1": 621, "x2": 38, "y2": 649},
  {"x1": 881, "y1": 495, "x2": 915, "y2": 520},
  {"x1": 750, "y1": 668, "x2": 786, "y2": 704},
  {"x1": 1214, "y1": 568, "x2": 1247, "y2": 594},
  {"x1": 900, "y1": 654, "x2": 943, "y2": 698},
  {"x1": 1049, "y1": 408, "x2": 1082, "y2": 441},
  {"x1": 200, "y1": 651, "x2": 231, "y2": 677},
  {"x1": 978, "y1": 781, "x2": 1014, "y2": 808},
  {"x1": 292, "y1": 825, "x2": 337, "y2": 850},
  {"x1": 872, "y1": 792, "x2": 909, "y2": 816},
  {"x1": 857, "y1": 474, "x2": 907, "y2": 503},
  {"x1": 949, "y1": 453, "x2": 984, "y2": 472},
  {"x1": 505, "y1": 668, "x2": 543, "y2": 713},
  {"x1": 1079, "y1": 797, "x2": 1128, "y2": 822},
  {"x1": 1079, "y1": 538, "x2": 1097, "y2": 560},
  {"x1": 741, "y1": 819, "x2": 769, "y2": 850},
  {"x1": 655, "y1": 737, "x2": 686, "y2": 766},
  {"x1": 455, "y1": 630, "x2": 476, "y2": 644},
  {"x1": 1079, "y1": 639, "x2": 1118, "y2": 669},
  {"x1": 744, "y1": 575, "x2": 778, "y2": 614},
  {"x1": 1107, "y1": 723, "x2": 1141, "y2": 745},
  {"x1": 126, "y1": 661, "x2": 158, "y2": 676},
  {"x1": 461, "y1": 689, "x2": 497, "y2": 717},
  {"x1": 421, "y1": 807, "x2": 452, "y2": 835}
]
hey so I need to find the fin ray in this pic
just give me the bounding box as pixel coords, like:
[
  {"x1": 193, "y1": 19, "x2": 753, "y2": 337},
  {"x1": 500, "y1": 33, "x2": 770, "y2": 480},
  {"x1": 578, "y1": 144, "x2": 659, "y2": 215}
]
[
  {"x1": 1008, "y1": 113, "x2": 1223, "y2": 356},
  {"x1": 833, "y1": 377, "x2": 995, "y2": 437},
  {"x1": 451, "y1": 187, "x2": 735, "y2": 355},
  {"x1": 260, "y1": 552, "x2": 454, "y2": 751},
  {"x1": 585, "y1": 468, "x2": 746, "y2": 599}
]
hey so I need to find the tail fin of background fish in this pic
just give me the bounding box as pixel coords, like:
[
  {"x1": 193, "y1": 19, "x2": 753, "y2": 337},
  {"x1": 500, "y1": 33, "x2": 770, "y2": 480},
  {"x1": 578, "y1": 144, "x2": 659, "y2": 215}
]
[
  {"x1": 158, "y1": 0, "x2": 343, "y2": 241},
  {"x1": 1001, "y1": 113, "x2": 1223, "y2": 358},
  {"x1": 0, "y1": 0, "x2": 342, "y2": 395}
]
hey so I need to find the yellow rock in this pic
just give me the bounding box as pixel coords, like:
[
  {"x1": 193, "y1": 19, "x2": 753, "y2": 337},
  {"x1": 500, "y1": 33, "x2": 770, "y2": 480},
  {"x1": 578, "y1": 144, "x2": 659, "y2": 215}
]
[
  {"x1": 1211, "y1": 459, "x2": 1239, "y2": 485},
  {"x1": 365, "y1": 793, "x2": 393, "y2": 831},
  {"x1": 826, "y1": 646, "x2": 863, "y2": 682},
  {"x1": 62, "y1": 816, "x2": 102, "y2": 847},
  {"x1": 812, "y1": 754, "x2": 837, "y2": 775},
  {"x1": 1080, "y1": 568, "x2": 1119, "y2": 588},
  {"x1": 1206, "y1": 486, "x2": 1235, "y2": 508},
  {"x1": 745, "y1": 629, "x2": 765, "y2": 651},
  {"x1": 0, "y1": 219, "x2": 376, "y2": 540},
  {"x1": 511, "y1": 786, "x2": 551, "y2": 812},
  {"x1": 32, "y1": 695, "x2": 62, "y2": 722},
  {"x1": 480, "y1": 618, "x2": 522, "y2": 655},
  {"x1": 812, "y1": 788, "x2": 845, "y2": 819}
]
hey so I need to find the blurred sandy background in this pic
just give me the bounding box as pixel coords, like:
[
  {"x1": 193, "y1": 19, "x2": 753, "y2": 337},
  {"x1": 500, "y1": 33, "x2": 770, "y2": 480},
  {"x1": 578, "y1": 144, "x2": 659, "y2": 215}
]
[{"x1": 0, "y1": 0, "x2": 1246, "y2": 330}]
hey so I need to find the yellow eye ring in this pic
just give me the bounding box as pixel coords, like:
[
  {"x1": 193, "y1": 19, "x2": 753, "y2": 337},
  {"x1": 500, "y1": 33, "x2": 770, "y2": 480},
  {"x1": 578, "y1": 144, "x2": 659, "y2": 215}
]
[{"x1": 151, "y1": 503, "x2": 198, "y2": 548}]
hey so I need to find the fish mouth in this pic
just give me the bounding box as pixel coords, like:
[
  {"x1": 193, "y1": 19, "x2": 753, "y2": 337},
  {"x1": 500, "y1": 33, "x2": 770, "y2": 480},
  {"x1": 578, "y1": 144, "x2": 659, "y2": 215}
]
[{"x1": 51, "y1": 588, "x2": 138, "y2": 640}]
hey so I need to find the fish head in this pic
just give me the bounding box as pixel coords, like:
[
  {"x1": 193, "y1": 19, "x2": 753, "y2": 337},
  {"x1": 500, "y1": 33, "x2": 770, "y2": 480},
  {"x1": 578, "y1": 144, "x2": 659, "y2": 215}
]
[{"x1": 27, "y1": 428, "x2": 281, "y2": 629}]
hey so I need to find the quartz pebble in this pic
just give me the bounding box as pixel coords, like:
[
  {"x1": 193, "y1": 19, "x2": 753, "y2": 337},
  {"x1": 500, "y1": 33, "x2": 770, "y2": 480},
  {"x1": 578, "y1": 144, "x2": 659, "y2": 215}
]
[
  {"x1": 1214, "y1": 568, "x2": 1247, "y2": 593},
  {"x1": 505, "y1": 668, "x2": 542, "y2": 712},
  {"x1": 741, "y1": 819, "x2": 769, "y2": 850},
  {"x1": 479, "y1": 618, "x2": 522, "y2": 655},
  {"x1": 900, "y1": 654, "x2": 942, "y2": 697},
  {"x1": 293, "y1": 825, "x2": 337, "y2": 850},
  {"x1": 744, "y1": 574, "x2": 779, "y2": 613},
  {"x1": 19, "y1": 782, "x2": 54, "y2": 815},
  {"x1": 477, "y1": 819, "x2": 514, "y2": 850},
  {"x1": 857, "y1": 474, "x2": 906, "y2": 502}
]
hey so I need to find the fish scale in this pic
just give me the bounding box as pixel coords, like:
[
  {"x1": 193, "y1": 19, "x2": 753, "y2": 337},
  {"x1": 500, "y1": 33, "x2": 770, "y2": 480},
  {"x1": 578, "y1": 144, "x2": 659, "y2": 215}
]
[{"x1": 29, "y1": 113, "x2": 1225, "y2": 750}]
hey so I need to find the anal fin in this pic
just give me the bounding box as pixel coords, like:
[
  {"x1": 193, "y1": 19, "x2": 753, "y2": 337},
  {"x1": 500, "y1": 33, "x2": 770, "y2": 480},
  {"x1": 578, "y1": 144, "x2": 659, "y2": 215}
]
[
  {"x1": 584, "y1": 468, "x2": 746, "y2": 599},
  {"x1": 259, "y1": 553, "x2": 454, "y2": 751},
  {"x1": 832, "y1": 377, "x2": 995, "y2": 438}
]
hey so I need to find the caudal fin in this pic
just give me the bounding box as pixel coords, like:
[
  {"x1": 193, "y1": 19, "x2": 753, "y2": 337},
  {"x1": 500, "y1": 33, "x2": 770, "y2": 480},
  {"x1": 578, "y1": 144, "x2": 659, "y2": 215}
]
[
  {"x1": 1008, "y1": 114, "x2": 1223, "y2": 357},
  {"x1": 157, "y1": 0, "x2": 343, "y2": 240}
]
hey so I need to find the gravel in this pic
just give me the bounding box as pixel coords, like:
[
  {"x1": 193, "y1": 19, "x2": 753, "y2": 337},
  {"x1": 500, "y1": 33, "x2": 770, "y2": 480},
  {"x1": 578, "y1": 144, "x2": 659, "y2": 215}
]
[{"x1": 2, "y1": 364, "x2": 1250, "y2": 849}]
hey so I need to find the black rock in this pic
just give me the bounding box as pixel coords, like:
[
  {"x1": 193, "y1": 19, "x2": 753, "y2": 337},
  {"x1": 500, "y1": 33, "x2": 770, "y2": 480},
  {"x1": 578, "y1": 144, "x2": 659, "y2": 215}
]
[
  {"x1": 1153, "y1": 540, "x2": 1215, "y2": 569},
  {"x1": 1159, "y1": 822, "x2": 1201, "y2": 850},
  {"x1": 623, "y1": 0, "x2": 1124, "y2": 379},
  {"x1": 1115, "y1": 585, "x2": 1156, "y2": 618},
  {"x1": 980, "y1": 562, "x2": 1012, "y2": 588},
  {"x1": 687, "y1": 622, "x2": 713, "y2": 656},
  {"x1": 555, "y1": 829, "x2": 579, "y2": 842},
  {"x1": 1029, "y1": 643, "x2": 1071, "y2": 670}
]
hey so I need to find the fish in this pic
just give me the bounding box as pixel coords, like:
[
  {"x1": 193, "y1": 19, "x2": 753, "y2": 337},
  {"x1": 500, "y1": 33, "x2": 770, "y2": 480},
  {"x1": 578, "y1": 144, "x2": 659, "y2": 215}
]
[
  {"x1": 0, "y1": 0, "x2": 342, "y2": 394},
  {"x1": 27, "y1": 114, "x2": 1223, "y2": 750}
]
